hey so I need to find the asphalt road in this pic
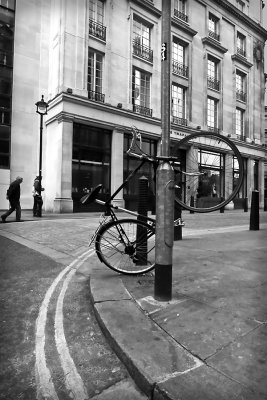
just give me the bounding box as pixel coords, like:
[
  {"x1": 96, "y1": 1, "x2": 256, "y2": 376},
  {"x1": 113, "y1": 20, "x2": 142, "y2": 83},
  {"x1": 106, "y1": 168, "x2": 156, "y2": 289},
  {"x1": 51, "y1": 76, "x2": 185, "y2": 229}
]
[{"x1": 0, "y1": 235, "x2": 146, "y2": 400}]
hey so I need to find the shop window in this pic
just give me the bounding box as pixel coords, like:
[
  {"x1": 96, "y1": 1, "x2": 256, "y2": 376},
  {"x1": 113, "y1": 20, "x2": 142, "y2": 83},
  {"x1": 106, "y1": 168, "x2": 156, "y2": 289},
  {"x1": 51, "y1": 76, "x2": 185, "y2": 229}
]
[
  {"x1": 123, "y1": 134, "x2": 157, "y2": 210},
  {"x1": 72, "y1": 124, "x2": 111, "y2": 210}
]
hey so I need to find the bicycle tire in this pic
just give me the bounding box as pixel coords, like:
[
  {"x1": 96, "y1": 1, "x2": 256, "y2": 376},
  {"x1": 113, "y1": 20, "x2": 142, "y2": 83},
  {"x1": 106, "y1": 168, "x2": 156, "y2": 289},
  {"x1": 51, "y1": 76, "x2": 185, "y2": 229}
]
[
  {"x1": 173, "y1": 131, "x2": 244, "y2": 212},
  {"x1": 95, "y1": 218, "x2": 155, "y2": 275}
]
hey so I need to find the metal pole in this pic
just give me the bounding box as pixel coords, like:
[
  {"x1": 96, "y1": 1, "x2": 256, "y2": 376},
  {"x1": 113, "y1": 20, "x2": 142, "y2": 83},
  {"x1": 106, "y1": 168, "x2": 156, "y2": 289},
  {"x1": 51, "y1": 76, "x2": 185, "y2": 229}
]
[
  {"x1": 154, "y1": 0, "x2": 174, "y2": 301},
  {"x1": 38, "y1": 113, "x2": 43, "y2": 217}
]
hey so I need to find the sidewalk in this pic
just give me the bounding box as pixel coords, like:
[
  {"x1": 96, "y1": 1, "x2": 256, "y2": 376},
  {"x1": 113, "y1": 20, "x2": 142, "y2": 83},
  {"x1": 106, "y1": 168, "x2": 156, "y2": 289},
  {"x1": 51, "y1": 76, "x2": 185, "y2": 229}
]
[
  {"x1": 89, "y1": 211, "x2": 267, "y2": 400},
  {"x1": 1, "y1": 209, "x2": 267, "y2": 399}
]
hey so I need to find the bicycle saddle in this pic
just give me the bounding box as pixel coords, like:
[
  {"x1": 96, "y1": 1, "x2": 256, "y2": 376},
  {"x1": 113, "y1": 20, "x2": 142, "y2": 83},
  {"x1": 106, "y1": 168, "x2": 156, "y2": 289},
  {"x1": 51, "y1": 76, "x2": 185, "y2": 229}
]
[{"x1": 80, "y1": 184, "x2": 103, "y2": 204}]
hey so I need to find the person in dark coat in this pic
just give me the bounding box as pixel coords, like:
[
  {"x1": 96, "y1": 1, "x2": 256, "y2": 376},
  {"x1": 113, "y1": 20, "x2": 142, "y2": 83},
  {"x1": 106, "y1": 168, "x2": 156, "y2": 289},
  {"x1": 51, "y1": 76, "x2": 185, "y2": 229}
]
[
  {"x1": 32, "y1": 176, "x2": 43, "y2": 217},
  {"x1": 1, "y1": 176, "x2": 23, "y2": 222}
]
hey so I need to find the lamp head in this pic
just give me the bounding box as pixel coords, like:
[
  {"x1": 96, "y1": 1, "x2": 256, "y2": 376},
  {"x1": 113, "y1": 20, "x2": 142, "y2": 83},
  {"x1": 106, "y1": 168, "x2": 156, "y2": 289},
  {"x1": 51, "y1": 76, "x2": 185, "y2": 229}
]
[{"x1": 35, "y1": 95, "x2": 48, "y2": 115}]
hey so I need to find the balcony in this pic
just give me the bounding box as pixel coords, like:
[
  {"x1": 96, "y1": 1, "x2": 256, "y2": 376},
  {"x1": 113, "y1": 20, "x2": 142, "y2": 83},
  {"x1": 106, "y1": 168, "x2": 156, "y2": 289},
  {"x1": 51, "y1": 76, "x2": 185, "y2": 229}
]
[
  {"x1": 237, "y1": 47, "x2": 246, "y2": 58},
  {"x1": 208, "y1": 126, "x2": 220, "y2": 134},
  {"x1": 133, "y1": 40, "x2": 153, "y2": 63},
  {"x1": 207, "y1": 76, "x2": 220, "y2": 91},
  {"x1": 88, "y1": 90, "x2": 105, "y2": 103},
  {"x1": 174, "y1": 9, "x2": 188, "y2": 23},
  {"x1": 133, "y1": 104, "x2": 153, "y2": 117},
  {"x1": 172, "y1": 116, "x2": 187, "y2": 126},
  {"x1": 172, "y1": 60, "x2": 188, "y2": 78},
  {"x1": 89, "y1": 19, "x2": 106, "y2": 41},
  {"x1": 236, "y1": 89, "x2": 246, "y2": 102},
  {"x1": 208, "y1": 30, "x2": 220, "y2": 42}
]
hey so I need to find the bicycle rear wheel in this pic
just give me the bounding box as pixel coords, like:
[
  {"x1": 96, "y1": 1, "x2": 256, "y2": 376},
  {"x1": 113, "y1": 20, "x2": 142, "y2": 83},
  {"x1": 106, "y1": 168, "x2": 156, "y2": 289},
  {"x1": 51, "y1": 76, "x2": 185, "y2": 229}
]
[
  {"x1": 95, "y1": 218, "x2": 155, "y2": 275},
  {"x1": 173, "y1": 131, "x2": 244, "y2": 212}
]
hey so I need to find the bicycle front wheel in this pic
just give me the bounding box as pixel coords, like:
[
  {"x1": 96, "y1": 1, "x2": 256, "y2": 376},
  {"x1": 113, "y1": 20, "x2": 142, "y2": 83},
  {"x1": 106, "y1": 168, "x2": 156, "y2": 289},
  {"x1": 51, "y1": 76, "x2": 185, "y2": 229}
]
[
  {"x1": 95, "y1": 218, "x2": 155, "y2": 275},
  {"x1": 173, "y1": 131, "x2": 244, "y2": 212}
]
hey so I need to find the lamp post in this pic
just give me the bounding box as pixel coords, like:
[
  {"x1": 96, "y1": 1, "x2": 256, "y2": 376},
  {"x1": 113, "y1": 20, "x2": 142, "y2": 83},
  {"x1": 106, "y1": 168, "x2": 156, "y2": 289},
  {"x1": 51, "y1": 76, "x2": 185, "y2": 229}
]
[{"x1": 35, "y1": 95, "x2": 48, "y2": 217}]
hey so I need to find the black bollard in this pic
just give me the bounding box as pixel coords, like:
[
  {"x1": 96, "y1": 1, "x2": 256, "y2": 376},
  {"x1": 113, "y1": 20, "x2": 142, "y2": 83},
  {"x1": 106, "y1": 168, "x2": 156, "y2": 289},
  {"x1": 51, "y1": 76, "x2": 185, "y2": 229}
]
[
  {"x1": 244, "y1": 197, "x2": 248, "y2": 212},
  {"x1": 250, "y1": 190, "x2": 259, "y2": 231},
  {"x1": 220, "y1": 197, "x2": 224, "y2": 213},
  {"x1": 174, "y1": 203, "x2": 182, "y2": 241},
  {"x1": 136, "y1": 176, "x2": 149, "y2": 265},
  {"x1": 190, "y1": 196, "x2": 194, "y2": 214}
]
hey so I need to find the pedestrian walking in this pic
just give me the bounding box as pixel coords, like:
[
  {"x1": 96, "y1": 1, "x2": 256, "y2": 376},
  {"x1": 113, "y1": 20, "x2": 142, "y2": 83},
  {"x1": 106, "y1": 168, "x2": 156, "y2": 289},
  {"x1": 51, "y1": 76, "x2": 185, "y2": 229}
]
[
  {"x1": 32, "y1": 176, "x2": 43, "y2": 217},
  {"x1": 1, "y1": 176, "x2": 23, "y2": 223}
]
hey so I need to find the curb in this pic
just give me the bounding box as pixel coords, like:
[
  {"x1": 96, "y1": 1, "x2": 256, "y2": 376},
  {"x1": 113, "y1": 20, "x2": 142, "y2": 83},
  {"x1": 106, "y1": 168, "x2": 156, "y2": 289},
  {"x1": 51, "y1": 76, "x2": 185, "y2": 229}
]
[{"x1": 89, "y1": 267, "x2": 203, "y2": 400}]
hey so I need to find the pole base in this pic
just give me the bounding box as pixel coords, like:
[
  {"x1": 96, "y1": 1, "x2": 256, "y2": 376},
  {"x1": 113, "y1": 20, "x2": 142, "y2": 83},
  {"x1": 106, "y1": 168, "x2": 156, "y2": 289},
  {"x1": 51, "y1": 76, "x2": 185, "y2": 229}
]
[{"x1": 154, "y1": 264, "x2": 172, "y2": 301}]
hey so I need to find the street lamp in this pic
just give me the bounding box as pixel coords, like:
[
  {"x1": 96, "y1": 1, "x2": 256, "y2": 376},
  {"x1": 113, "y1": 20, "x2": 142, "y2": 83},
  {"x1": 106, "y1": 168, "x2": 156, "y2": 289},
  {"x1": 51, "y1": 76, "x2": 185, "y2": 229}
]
[{"x1": 35, "y1": 95, "x2": 48, "y2": 217}]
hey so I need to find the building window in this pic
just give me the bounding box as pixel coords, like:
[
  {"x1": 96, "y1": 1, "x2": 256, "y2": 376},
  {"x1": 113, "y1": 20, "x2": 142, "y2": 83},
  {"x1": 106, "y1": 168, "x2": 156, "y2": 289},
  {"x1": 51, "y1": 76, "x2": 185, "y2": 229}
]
[
  {"x1": 207, "y1": 56, "x2": 220, "y2": 91},
  {"x1": 236, "y1": 0, "x2": 245, "y2": 11},
  {"x1": 172, "y1": 84, "x2": 187, "y2": 126},
  {"x1": 132, "y1": 68, "x2": 152, "y2": 117},
  {"x1": 235, "y1": 108, "x2": 245, "y2": 138},
  {"x1": 0, "y1": 0, "x2": 15, "y2": 169},
  {"x1": 123, "y1": 134, "x2": 157, "y2": 210},
  {"x1": 236, "y1": 70, "x2": 247, "y2": 102},
  {"x1": 172, "y1": 39, "x2": 188, "y2": 78},
  {"x1": 237, "y1": 32, "x2": 246, "y2": 57},
  {"x1": 133, "y1": 16, "x2": 153, "y2": 63},
  {"x1": 174, "y1": 0, "x2": 188, "y2": 22},
  {"x1": 208, "y1": 13, "x2": 220, "y2": 41},
  {"x1": 207, "y1": 97, "x2": 218, "y2": 132},
  {"x1": 89, "y1": 0, "x2": 106, "y2": 41},
  {"x1": 72, "y1": 124, "x2": 111, "y2": 211},
  {"x1": 88, "y1": 49, "x2": 104, "y2": 102}
]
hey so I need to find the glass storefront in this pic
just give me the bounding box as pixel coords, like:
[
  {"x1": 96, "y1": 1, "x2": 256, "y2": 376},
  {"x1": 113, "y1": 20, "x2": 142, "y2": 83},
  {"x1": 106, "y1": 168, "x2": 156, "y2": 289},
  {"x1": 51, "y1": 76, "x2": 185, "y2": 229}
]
[
  {"x1": 72, "y1": 123, "x2": 111, "y2": 211},
  {"x1": 123, "y1": 134, "x2": 157, "y2": 210}
]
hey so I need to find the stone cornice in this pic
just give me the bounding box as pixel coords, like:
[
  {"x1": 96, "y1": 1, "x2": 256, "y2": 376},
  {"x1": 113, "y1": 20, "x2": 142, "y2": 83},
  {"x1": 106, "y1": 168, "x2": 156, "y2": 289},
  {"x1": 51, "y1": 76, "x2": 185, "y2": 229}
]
[
  {"x1": 231, "y1": 54, "x2": 253, "y2": 68},
  {"x1": 202, "y1": 37, "x2": 228, "y2": 53},
  {"x1": 171, "y1": 17, "x2": 197, "y2": 37},
  {"x1": 217, "y1": 0, "x2": 267, "y2": 39},
  {"x1": 130, "y1": 0, "x2": 161, "y2": 18}
]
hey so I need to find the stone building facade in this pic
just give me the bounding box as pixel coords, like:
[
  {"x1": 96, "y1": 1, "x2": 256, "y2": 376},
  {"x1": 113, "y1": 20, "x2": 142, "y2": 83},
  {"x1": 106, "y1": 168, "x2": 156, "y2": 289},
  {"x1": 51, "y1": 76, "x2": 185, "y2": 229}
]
[{"x1": 0, "y1": 0, "x2": 266, "y2": 212}]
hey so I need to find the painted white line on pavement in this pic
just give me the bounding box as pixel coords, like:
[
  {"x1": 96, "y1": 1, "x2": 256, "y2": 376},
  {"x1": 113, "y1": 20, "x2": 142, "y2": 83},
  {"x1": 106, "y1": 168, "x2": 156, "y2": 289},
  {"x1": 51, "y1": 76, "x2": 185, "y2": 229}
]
[
  {"x1": 35, "y1": 249, "x2": 94, "y2": 400},
  {"x1": 54, "y1": 253, "x2": 94, "y2": 400}
]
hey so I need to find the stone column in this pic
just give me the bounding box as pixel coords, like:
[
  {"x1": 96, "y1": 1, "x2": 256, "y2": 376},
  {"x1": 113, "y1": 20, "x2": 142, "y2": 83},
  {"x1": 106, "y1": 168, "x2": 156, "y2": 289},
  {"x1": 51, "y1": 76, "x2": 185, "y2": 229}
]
[
  {"x1": 110, "y1": 128, "x2": 124, "y2": 207},
  {"x1": 45, "y1": 114, "x2": 73, "y2": 213}
]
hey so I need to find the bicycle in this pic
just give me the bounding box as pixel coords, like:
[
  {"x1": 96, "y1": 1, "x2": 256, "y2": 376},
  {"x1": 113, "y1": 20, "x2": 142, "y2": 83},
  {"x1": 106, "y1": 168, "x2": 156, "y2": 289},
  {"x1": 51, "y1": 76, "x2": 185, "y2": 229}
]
[{"x1": 81, "y1": 127, "x2": 244, "y2": 275}]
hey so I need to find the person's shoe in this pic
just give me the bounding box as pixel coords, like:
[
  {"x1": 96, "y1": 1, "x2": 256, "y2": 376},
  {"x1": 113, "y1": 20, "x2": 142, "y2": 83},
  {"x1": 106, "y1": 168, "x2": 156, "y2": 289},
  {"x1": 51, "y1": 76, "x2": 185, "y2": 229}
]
[{"x1": 1, "y1": 216, "x2": 6, "y2": 223}]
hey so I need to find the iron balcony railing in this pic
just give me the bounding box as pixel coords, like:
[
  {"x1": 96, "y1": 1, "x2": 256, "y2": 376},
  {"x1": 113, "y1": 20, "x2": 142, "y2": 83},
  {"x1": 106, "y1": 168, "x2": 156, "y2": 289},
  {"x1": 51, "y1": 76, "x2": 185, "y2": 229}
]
[
  {"x1": 174, "y1": 9, "x2": 188, "y2": 23},
  {"x1": 236, "y1": 89, "x2": 247, "y2": 102},
  {"x1": 172, "y1": 60, "x2": 188, "y2": 78},
  {"x1": 207, "y1": 76, "x2": 220, "y2": 91},
  {"x1": 208, "y1": 30, "x2": 220, "y2": 42},
  {"x1": 208, "y1": 125, "x2": 220, "y2": 134},
  {"x1": 237, "y1": 47, "x2": 246, "y2": 58},
  {"x1": 88, "y1": 90, "x2": 105, "y2": 103},
  {"x1": 89, "y1": 19, "x2": 106, "y2": 41},
  {"x1": 172, "y1": 116, "x2": 187, "y2": 126},
  {"x1": 133, "y1": 40, "x2": 153, "y2": 63},
  {"x1": 133, "y1": 104, "x2": 153, "y2": 117}
]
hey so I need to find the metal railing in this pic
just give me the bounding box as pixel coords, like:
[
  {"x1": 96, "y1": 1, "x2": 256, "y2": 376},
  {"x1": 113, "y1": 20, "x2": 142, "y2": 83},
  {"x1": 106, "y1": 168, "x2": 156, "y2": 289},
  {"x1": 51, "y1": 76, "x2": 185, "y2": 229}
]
[
  {"x1": 208, "y1": 30, "x2": 220, "y2": 42},
  {"x1": 237, "y1": 47, "x2": 246, "y2": 58},
  {"x1": 174, "y1": 9, "x2": 188, "y2": 22},
  {"x1": 236, "y1": 89, "x2": 246, "y2": 102},
  {"x1": 172, "y1": 60, "x2": 188, "y2": 78},
  {"x1": 88, "y1": 90, "x2": 105, "y2": 103},
  {"x1": 208, "y1": 125, "x2": 220, "y2": 134},
  {"x1": 172, "y1": 116, "x2": 187, "y2": 126},
  {"x1": 89, "y1": 19, "x2": 106, "y2": 41},
  {"x1": 133, "y1": 104, "x2": 153, "y2": 117},
  {"x1": 133, "y1": 40, "x2": 153, "y2": 63},
  {"x1": 207, "y1": 76, "x2": 220, "y2": 91}
]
